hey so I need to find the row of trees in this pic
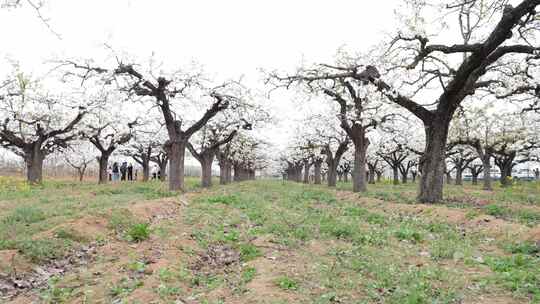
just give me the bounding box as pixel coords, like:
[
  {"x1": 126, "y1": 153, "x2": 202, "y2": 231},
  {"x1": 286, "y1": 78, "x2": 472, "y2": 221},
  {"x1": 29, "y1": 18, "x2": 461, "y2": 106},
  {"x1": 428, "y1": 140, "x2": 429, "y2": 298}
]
[
  {"x1": 0, "y1": 59, "x2": 270, "y2": 189},
  {"x1": 280, "y1": 105, "x2": 539, "y2": 192},
  {"x1": 271, "y1": 0, "x2": 540, "y2": 203}
]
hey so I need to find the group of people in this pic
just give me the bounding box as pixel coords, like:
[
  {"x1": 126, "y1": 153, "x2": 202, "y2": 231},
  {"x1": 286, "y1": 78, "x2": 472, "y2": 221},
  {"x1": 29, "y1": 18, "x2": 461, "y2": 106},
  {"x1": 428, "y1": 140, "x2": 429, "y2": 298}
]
[{"x1": 108, "y1": 161, "x2": 137, "y2": 182}]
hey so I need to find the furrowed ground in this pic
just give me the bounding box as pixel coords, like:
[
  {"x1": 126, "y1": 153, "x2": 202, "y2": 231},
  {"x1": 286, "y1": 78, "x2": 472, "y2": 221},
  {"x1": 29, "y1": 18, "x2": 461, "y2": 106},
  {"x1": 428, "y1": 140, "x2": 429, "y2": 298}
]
[{"x1": 1, "y1": 177, "x2": 540, "y2": 303}]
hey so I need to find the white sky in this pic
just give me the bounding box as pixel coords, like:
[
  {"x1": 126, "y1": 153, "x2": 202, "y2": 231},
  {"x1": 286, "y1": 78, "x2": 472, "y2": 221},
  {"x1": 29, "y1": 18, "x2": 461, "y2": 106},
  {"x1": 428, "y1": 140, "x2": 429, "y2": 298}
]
[{"x1": 0, "y1": 0, "x2": 401, "y2": 158}]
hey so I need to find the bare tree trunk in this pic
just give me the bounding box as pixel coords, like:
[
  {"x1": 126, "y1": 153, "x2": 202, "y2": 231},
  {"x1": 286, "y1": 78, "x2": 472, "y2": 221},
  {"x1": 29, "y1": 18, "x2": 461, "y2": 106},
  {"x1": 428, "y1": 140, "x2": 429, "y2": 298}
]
[
  {"x1": 392, "y1": 167, "x2": 399, "y2": 185},
  {"x1": 200, "y1": 153, "x2": 215, "y2": 188},
  {"x1": 498, "y1": 162, "x2": 513, "y2": 187},
  {"x1": 219, "y1": 162, "x2": 229, "y2": 185},
  {"x1": 482, "y1": 155, "x2": 492, "y2": 190},
  {"x1": 226, "y1": 163, "x2": 232, "y2": 183},
  {"x1": 159, "y1": 161, "x2": 168, "y2": 182},
  {"x1": 25, "y1": 147, "x2": 44, "y2": 184},
  {"x1": 446, "y1": 172, "x2": 452, "y2": 185},
  {"x1": 455, "y1": 168, "x2": 463, "y2": 186},
  {"x1": 327, "y1": 163, "x2": 338, "y2": 187},
  {"x1": 142, "y1": 160, "x2": 150, "y2": 182},
  {"x1": 352, "y1": 144, "x2": 367, "y2": 192},
  {"x1": 401, "y1": 172, "x2": 408, "y2": 184},
  {"x1": 472, "y1": 173, "x2": 479, "y2": 185},
  {"x1": 303, "y1": 160, "x2": 311, "y2": 184},
  {"x1": 97, "y1": 153, "x2": 111, "y2": 184},
  {"x1": 368, "y1": 168, "x2": 375, "y2": 184},
  {"x1": 168, "y1": 141, "x2": 186, "y2": 191},
  {"x1": 418, "y1": 121, "x2": 448, "y2": 203},
  {"x1": 78, "y1": 167, "x2": 86, "y2": 182},
  {"x1": 313, "y1": 160, "x2": 322, "y2": 185}
]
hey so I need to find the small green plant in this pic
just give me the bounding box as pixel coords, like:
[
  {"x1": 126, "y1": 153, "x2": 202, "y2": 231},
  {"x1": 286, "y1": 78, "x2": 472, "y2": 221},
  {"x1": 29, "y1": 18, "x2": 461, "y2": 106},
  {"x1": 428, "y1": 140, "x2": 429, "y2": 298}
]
[
  {"x1": 108, "y1": 209, "x2": 138, "y2": 233},
  {"x1": 241, "y1": 266, "x2": 257, "y2": 283},
  {"x1": 486, "y1": 254, "x2": 540, "y2": 298},
  {"x1": 156, "y1": 284, "x2": 182, "y2": 298},
  {"x1": 40, "y1": 276, "x2": 74, "y2": 303},
  {"x1": 54, "y1": 228, "x2": 88, "y2": 242},
  {"x1": 238, "y1": 243, "x2": 262, "y2": 261},
  {"x1": 484, "y1": 204, "x2": 508, "y2": 217},
  {"x1": 16, "y1": 239, "x2": 68, "y2": 263},
  {"x1": 207, "y1": 195, "x2": 240, "y2": 205},
  {"x1": 394, "y1": 227, "x2": 423, "y2": 243},
  {"x1": 109, "y1": 277, "x2": 144, "y2": 298},
  {"x1": 275, "y1": 276, "x2": 299, "y2": 291},
  {"x1": 127, "y1": 223, "x2": 150, "y2": 242},
  {"x1": 505, "y1": 241, "x2": 540, "y2": 255},
  {"x1": 3, "y1": 206, "x2": 46, "y2": 224}
]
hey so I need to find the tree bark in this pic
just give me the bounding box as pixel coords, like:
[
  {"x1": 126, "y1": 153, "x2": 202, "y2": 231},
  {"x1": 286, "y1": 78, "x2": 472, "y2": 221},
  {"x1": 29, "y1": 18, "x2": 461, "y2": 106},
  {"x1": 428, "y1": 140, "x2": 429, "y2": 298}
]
[
  {"x1": 392, "y1": 167, "x2": 399, "y2": 185},
  {"x1": 472, "y1": 173, "x2": 479, "y2": 185},
  {"x1": 352, "y1": 144, "x2": 368, "y2": 192},
  {"x1": 303, "y1": 160, "x2": 311, "y2": 184},
  {"x1": 219, "y1": 161, "x2": 232, "y2": 185},
  {"x1": 200, "y1": 153, "x2": 215, "y2": 188},
  {"x1": 25, "y1": 147, "x2": 44, "y2": 184},
  {"x1": 141, "y1": 160, "x2": 150, "y2": 182},
  {"x1": 455, "y1": 167, "x2": 463, "y2": 186},
  {"x1": 401, "y1": 171, "x2": 408, "y2": 184},
  {"x1": 313, "y1": 160, "x2": 322, "y2": 185},
  {"x1": 418, "y1": 119, "x2": 449, "y2": 203},
  {"x1": 159, "y1": 161, "x2": 167, "y2": 182},
  {"x1": 97, "y1": 152, "x2": 111, "y2": 184},
  {"x1": 368, "y1": 168, "x2": 375, "y2": 184},
  {"x1": 376, "y1": 171, "x2": 382, "y2": 183},
  {"x1": 78, "y1": 167, "x2": 86, "y2": 182},
  {"x1": 481, "y1": 155, "x2": 492, "y2": 190},
  {"x1": 168, "y1": 141, "x2": 186, "y2": 190},
  {"x1": 327, "y1": 162, "x2": 338, "y2": 187}
]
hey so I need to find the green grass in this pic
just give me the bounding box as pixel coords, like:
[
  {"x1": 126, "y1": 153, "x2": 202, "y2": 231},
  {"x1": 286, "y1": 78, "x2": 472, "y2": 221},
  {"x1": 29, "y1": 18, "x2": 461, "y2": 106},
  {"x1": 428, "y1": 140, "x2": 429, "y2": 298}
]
[
  {"x1": 0, "y1": 177, "x2": 199, "y2": 263},
  {"x1": 275, "y1": 276, "x2": 299, "y2": 291},
  {"x1": 2, "y1": 176, "x2": 540, "y2": 303},
  {"x1": 126, "y1": 223, "x2": 151, "y2": 242}
]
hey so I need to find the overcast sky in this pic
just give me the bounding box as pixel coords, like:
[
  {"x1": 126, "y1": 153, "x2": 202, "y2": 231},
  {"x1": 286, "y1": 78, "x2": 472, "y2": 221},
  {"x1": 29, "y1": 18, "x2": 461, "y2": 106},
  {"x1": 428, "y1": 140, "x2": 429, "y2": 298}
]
[{"x1": 0, "y1": 0, "x2": 401, "y2": 159}]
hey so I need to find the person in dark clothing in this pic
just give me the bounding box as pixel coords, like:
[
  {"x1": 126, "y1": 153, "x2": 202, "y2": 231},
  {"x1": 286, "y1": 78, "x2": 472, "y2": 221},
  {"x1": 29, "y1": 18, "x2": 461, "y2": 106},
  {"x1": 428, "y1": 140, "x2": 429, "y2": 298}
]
[
  {"x1": 112, "y1": 162, "x2": 120, "y2": 182},
  {"x1": 120, "y1": 162, "x2": 127, "y2": 181},
  {"x1": 108, "y1": 166, "x2": 112, "y2": 181},
  {"x1": 127, "y1": 163, "x2": 133, "y2": 181}
]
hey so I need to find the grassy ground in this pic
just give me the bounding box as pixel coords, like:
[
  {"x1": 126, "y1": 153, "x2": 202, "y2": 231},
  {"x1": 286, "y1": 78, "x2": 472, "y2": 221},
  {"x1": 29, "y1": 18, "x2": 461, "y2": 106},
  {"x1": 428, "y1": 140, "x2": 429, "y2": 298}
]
[{"x1": 1, "y1": 177, "x2": 540, "y2": 303}]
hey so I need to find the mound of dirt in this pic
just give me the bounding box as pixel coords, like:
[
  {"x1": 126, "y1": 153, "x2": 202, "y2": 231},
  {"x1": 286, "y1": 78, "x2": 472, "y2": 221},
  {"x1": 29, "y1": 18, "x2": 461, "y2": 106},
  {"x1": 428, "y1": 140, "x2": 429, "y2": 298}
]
[
  {"x1": 0, "y1": 250, "x2": 33, "y2": 275},
  {"x1": 525, "y1": 226, "x2": 540, "y2": 242},
  {"x1": 0, "y1": 243, "x2": 98, "y2": 301},
  {"x1": 35, "y1": 215, "x2": 110, "y2": 241},
  {"x1": 129, "y1": 199, "x2": 181, "y2": 223},
  {"x1": 466, "y1": 215, "x2": 526, "y2": 236},
  {"x1": 193, "y1": 244, "x2": 240, "y2": 271}
]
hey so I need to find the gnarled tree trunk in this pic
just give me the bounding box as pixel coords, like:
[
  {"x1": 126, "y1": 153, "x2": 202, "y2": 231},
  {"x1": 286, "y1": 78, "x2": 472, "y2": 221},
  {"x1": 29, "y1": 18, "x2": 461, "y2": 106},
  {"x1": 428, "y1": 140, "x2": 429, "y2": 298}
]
[
  {"x1": 200, "y1": 152, "x2": 215, "y2": 187},
  {"x1": 392, "y1": 167, "x2": 399, "y2": 185},
  {"x1": 455, "y1": 167, "x2": 463, "y2": 186},
  {"x1": 327, "y1": 162, "x2": 338, "y2": 187},
  {"x1": 25, "y1": 146, "x2": 44, "y2": 184},
  {"x1": 168, "y1": 141, "x2": 186, "y2": 190},
  {"x1": 352, "y1": 143, "x2": 368, "y2": 192},
  {"x1": 97, "y1": 152, "x2": 111, "y2": 184},
  {"x1": 418, "y1": 119, "x2": 449, "y2": 203}
]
